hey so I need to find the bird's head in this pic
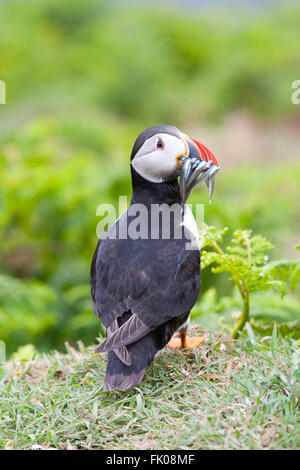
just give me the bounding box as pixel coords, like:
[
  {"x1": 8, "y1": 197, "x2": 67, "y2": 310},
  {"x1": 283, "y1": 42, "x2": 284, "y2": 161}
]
[{"x1": 131, "y1": 125, "x2": 220, "y2": 203}]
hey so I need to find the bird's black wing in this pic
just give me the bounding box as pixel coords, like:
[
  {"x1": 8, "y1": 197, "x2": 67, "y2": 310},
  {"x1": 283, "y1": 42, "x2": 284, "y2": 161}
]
[{"x1": 91, "y1": 215, "x2": 200, "y2": 352}]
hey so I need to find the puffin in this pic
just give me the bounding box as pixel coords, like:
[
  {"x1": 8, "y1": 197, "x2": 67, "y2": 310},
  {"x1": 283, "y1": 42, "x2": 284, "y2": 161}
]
[{"x1": 90, "y1": 125, "x2": 220, "y2": 391}]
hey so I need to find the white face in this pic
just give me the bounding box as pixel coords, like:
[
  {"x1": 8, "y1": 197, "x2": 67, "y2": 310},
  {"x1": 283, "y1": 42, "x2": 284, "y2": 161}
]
[{"x1": 131, "y1": 133, "x2": 186, "y2": 183}]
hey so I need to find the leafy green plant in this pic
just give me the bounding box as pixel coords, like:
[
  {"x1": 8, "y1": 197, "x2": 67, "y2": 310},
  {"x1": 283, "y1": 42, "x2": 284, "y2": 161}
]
[
  {"x1": 199, "y1": 224, "x2": 299, "y2": 339},
  {"x1": 264, "y1": 245, "x2": 300, "y2": 292}
]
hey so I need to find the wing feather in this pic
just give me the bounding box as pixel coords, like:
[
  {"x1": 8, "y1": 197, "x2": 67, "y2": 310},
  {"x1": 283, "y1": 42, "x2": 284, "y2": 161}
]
[
  {"x1": 107, "y1": 320, "x2": 132, "y2": 366},
  {"x1": 94, "y1": 314, "x2": 152, "y2": 353}
]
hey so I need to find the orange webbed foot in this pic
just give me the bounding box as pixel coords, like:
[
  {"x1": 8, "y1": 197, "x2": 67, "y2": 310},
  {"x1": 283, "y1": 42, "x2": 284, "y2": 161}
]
[
  {"x1": 167, "y1": 334, "x2": 206, "y2": 350},
  {"x1": 183, "y1": 335, "x2": 207, "y2": 349},
  {"x1": 167, "y1": 337, "x2": 182, "y2": 349}
]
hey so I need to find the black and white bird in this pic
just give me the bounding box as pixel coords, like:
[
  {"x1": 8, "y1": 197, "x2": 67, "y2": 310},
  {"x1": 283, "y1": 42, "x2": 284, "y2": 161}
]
[{"x1": 90, "y1": 125, "x2": 220, "y2": 391}]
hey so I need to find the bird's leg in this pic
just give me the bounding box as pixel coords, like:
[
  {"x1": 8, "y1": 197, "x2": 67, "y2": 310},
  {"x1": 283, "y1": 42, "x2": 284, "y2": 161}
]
[
  {"x1": 180, "y1": 330, "x2": 188, "y2": 348},
  {"x1": 167, "y1": 330, "x2": 206, "y2": 350}
]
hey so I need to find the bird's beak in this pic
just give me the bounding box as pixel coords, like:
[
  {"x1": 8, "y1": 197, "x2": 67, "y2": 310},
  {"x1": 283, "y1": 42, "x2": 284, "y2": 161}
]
[{"x1": 178, "y1": 135, "x2": 220, "y2": 204}]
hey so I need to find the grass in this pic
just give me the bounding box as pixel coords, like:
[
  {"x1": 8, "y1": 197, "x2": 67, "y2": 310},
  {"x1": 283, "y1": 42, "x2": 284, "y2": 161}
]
[{"x1": 0, "y1": 326, "x2": 299, "y2": 450}]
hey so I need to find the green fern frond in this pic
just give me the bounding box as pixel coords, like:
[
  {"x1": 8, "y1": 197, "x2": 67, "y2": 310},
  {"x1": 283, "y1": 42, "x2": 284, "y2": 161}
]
[{"x1": 199, "y1": 224, "x2": 298, "y2": 339}]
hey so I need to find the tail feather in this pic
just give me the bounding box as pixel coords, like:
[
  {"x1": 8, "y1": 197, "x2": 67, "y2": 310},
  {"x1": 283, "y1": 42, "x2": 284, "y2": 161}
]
[
  {"x1": 103, "y1": 327, "x2": 167, "y2": 391},
  {"x1": 104, "y1": 351, "x2": 145, "y2": 391}
]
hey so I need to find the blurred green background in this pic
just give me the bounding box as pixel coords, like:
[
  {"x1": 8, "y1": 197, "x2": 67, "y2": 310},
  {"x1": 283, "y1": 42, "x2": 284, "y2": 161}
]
[{"x1": 0, "y1": 0, "x2": 299, "y2": 355}]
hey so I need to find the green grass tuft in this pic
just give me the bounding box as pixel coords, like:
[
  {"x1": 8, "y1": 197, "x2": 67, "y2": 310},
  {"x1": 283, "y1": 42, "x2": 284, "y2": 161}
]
[{"x1": 0, "y1": 326, "x2": 299, "y2": 450}]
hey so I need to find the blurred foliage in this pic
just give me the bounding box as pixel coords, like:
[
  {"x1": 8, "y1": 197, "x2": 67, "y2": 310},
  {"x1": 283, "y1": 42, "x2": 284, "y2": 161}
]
[
  {"x1": 0, "y1": 0, "x2": 299, "y2": 354},
  {"x1": 11, "y1": 343, "x2": 38, "y2": 362},
  {"x1": 1, "y1": 0, "x2": 300, "y2": 125}
]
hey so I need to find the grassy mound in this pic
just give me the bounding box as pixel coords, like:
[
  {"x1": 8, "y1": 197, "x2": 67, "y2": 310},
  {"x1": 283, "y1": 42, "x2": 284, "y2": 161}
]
[{"x1": 1, "y1": 326, "x2": 299, "y2": 450}]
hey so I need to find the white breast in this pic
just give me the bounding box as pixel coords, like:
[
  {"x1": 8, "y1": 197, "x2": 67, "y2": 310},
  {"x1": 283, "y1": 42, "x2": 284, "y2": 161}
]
[{"x1": 180, "y1": 205, "x2": 200, "y2": 250}]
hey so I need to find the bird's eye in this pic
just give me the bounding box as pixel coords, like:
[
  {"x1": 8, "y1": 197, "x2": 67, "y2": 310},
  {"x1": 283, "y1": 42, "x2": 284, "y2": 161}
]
[{"x1": 156, "y1": 137, "x2": 165, "y2": 150}]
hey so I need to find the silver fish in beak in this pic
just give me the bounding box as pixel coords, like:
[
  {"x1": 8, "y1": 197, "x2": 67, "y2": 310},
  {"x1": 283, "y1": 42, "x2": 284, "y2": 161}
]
[{"x1": 179, "y1": 136, "x2": 220, "y2": 205}]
